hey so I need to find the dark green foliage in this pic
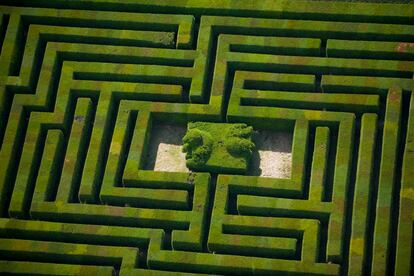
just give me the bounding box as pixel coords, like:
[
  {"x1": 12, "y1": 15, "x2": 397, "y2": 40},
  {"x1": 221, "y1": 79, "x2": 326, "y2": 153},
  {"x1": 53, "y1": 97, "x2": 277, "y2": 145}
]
[
  {"x1": 225, "y1": 124, "x2": 255, "y2": 158},
  {"x1": 182, "y1": 128, "x2": 213, "y2": 167},
  {"x1": 182, "y1": 122, "x2": 255, "y2": 174},
  {"x1": 225, "y1": 137, "x2": 255, "y2": 157}
]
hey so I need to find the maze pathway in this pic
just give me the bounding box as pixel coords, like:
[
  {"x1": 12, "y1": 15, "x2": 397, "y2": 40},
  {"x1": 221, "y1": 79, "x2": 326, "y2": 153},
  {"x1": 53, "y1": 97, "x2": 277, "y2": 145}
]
[{"x1": 0, "y1": 1, "x2": 413, "y2": 275}]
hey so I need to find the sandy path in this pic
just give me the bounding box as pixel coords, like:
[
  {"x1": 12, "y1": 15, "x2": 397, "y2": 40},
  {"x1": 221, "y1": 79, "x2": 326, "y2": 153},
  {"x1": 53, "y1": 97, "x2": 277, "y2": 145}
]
[
  {"x1": 249, "y1": 130, "x2": 292, "y2": 178},
  {"x1": 145, "y1": 123, "x2": 189, "y2": 172}
]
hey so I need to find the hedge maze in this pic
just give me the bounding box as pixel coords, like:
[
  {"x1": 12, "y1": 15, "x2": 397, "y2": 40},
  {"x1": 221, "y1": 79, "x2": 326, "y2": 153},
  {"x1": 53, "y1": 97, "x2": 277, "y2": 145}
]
[{"x1": 0, "y1": 1, "x2": 413, "y2": 275}]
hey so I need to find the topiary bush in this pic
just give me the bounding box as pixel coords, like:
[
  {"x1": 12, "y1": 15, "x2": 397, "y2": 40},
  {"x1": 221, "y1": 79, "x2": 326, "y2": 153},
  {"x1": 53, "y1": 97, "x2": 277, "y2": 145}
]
[{"x1": 182, "y1": 122, "x2": 255, "y2": 174}]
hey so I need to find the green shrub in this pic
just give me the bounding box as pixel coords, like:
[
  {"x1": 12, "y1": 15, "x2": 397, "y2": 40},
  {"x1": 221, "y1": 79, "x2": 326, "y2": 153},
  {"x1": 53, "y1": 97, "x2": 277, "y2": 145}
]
[{"x1": 182, "y1": 122, "x2": 255, "y2": 174}]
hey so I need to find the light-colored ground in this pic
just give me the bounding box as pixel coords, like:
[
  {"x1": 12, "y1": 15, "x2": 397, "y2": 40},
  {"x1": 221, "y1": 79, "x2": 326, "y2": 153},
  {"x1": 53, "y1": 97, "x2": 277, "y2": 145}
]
[
  {"x1": 249, "y1": 130, "x2": 292, "y2": 178},
  {"x1": 145, "y1": 123, "x2": 189, "y2": 172},
  {"x1": 146, "y1": 125, "x2": 292, "y2": 178}
]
